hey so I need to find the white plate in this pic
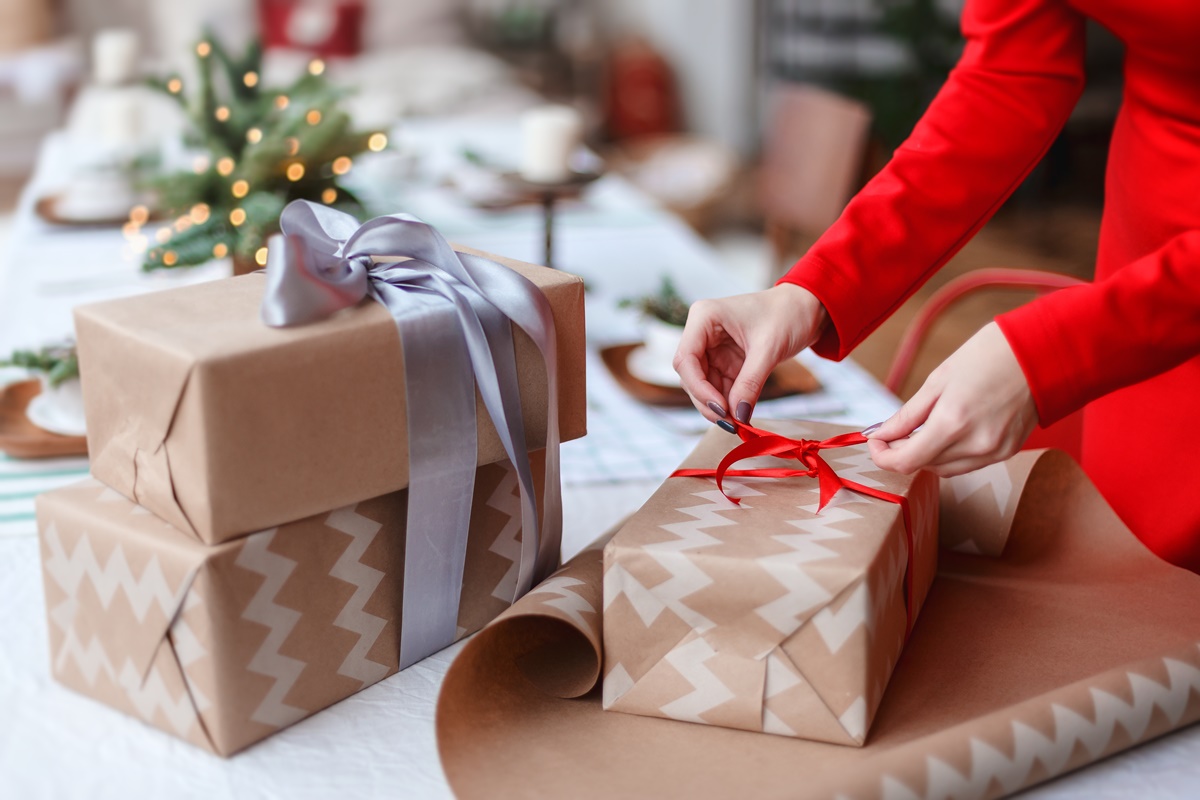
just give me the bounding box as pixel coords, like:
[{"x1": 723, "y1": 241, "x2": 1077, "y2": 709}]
[
  {"x1": 25, "y1": 393, "x2": 87, "y2": 437},
  {"x1": 626, "y1": 344, "x2": 681, "y2": 388}
]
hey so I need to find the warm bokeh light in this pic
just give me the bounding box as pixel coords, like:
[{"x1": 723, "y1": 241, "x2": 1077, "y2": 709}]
[
  {"x1": 255, "y1": 247, "x2": 269, "y2": 266},
  {"x1": 130, "y1": 235, "x2": 148, "y2": 254},
  {"x1": 215, "y1": 106, "x2": 231, "y2": 122},
  {"x1": 154, "y1": 227, "x2": 172, "y2": 244},
  {"x1": 275, "y1": 95, "x2": 289, "y2": 110},
  {"x1": 231, "y1": 179, "x2": 250, "y2": 198},
  {"x1": 167, "y1": 78, "x2": 183, "y2": 94},
  {"x1": 162, "y1": 250, "x2": 179, "y2": 266},
  {"x1": 173, "y1": 216, "x2": 192, "y2": 233},
  {"x1": 190, "y1": 203, "x2": 210, "y2": 224},
  {"x1": 129, "y1": 205, "x2": 149, "y2": 225},
  {"x1": 230, "y1": 208, "x2": 247, "y2": 226},
  {"x1": 193, "y1": 155, "x2": 210, "y2": 174},
  {"x1": 332, "y1": 156, "x2": 352, "y2": 175},
  {"x1": 306, "y1": 109, "x2": 322, "y2": 125},
  {"x1": 243, "y1": 71, "x2": 259, "y2": 87},
  {"x1": 286, "y1": 163, "x2": 305, "y2": 181},
  {"x1": 368, "y1": 132, "x2": 388, "y2": 152},
  {"x1": 122, "y1": 222, "x2": 139, "y2": 238},
  {"x1": 213, "y1": 242, "x2": 229, "y2": 258},
  {"x1": 196, "y1": 42, "x2": 212, "y2": 58},
  {"x1": 322, "y1": 187, "x2": 338, "y2": 204},
  {"x1": 246, "y1": 127, "x2": 263, "y2": 144},
  {"x1": 308, "y1": 59, "x2": 325, "y2": 76},
  {"x1": 285, "y1": 137, "x2": 300, "y2": 155},
  {"x1": 216, "y1": 157, "x2": 235, "y2": 176}
]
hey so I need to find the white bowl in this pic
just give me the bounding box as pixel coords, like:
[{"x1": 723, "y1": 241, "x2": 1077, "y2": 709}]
[{"x1": 26, "y1": 375, "x2": 87, "y2": 437}]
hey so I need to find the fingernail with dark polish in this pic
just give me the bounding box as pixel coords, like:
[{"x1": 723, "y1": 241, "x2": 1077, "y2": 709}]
[
  {"x1": 862, "y1": 421, "x2": 883, "y2": 436},
  {"x1": 735, "y1": 401, "x2": 752, "y2": 423},
  {"x1": 716, "y1": 419, "x2": 737, "y2": 435},
  {"x1": 707, "y1": 401, "x2": 727, "y2": 418}
]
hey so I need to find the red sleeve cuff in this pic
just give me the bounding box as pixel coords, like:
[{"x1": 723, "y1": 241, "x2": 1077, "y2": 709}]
[
  {"x1": 995, "y1": 298, "x2": 1084, "y2": 426},
  {"x1": 776, "y1": 253, "x2": 861, "y2": 361}
]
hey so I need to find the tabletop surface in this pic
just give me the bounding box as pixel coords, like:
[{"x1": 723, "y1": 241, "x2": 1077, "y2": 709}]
[{"x1": 2, "y1": 118, "x2": 1197, "y2": 799}]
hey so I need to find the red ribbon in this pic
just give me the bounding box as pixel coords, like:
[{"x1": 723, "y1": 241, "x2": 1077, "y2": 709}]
[{"x1": 672, "y1": 419, "x2": 918, "y2": 637}]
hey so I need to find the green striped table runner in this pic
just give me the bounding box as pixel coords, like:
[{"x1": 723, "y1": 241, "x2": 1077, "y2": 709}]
[{"x1": 0, "y1": 453, "x2": 90, "y2": 537}]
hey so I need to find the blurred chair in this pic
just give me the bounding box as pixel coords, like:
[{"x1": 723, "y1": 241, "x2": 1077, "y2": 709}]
[
  {"x1": 759, "y1": 83, "x2": 871, "y2": 275},
  {"x1": 884, "y1": 268, "x2": 1086, "y2": 459}
]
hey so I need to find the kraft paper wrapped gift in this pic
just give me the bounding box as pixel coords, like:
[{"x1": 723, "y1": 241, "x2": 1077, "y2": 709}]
[
  {"x1": 37, "y1": 454, "x2": 544, "y2": 757},
  {"x1": 602, "y1": 420, "x2": 939, "y2": 746},
  {"x1": 73, "y1": 244, "x2": 585, "y2": 544}
]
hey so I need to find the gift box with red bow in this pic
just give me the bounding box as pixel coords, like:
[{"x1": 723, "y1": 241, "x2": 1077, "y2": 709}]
[{"x1": 602, "y1": 419, "x2": 939, "y2": 745}]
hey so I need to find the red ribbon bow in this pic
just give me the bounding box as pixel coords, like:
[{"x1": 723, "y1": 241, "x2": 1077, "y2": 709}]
[{"x1": 672, "y1": 419, "x2": 918, "y2": 637}]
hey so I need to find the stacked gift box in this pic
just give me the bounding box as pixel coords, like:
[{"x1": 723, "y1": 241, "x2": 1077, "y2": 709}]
[{"x1": 35, "y1": 230, "x2": 587, "y2": 757}]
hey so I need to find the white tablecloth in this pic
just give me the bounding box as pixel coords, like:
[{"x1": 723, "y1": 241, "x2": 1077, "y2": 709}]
[{"x1": 2, "y1": 120, "x2": 1198, "y2": 799}]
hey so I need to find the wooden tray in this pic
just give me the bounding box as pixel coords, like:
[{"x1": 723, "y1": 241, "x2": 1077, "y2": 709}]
[
  {"x1": 0, "y1": 380, "x2": 88, "y2": 458},
  {"x1": 34, "y1": 194, "x2": 154, "y2": 228},
  {"x1": 600, "y1": 343, "x2": 821, "y2": 407}
]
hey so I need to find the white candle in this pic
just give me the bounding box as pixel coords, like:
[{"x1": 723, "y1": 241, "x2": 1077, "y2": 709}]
[
  {"x1": 520, "y1": 105, "x2": 583, "y2": 184},
  {"x1": 97, "y1": 89, "x2": 142, "y2": 146},
  {"x1": 93, "y1": 28, "x2": 140, "y2": 87}
]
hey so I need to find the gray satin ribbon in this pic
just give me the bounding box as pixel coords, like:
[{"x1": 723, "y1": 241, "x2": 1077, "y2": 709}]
[{"x1": 261, "y1": 200, "x2": 562, "y2": 668}]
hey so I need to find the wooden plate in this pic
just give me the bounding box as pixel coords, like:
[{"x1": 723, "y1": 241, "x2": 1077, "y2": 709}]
[
  {"x1": 600, "y1": 343, "x2": 821, "y2": 407},
  {"x1": 0, "y1": 380, "x2": 88, "y2": 458},
  {"x1": 33, "y1": 194, "x2": 152, "y2": 228}
]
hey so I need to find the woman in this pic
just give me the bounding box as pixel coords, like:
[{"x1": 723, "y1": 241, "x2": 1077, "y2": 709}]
[{"x1": 675, "y1": 0, "x2": 1200, "y2": 570}]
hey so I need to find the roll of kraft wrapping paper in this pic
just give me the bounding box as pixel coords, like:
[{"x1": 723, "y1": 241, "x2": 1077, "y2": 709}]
[{"x1": 437, "y1": 450, "x2": 1200, "y2": 800}]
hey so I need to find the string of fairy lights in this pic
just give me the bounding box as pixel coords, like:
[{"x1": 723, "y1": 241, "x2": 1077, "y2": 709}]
[{"x1": 123, "y1": 43, "x2": 388, "y2": 269}]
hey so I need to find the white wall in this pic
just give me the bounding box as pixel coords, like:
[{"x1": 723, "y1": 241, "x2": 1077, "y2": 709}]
[{"x1": 604, "y1": 0, "x2": 757, "y2": 156}]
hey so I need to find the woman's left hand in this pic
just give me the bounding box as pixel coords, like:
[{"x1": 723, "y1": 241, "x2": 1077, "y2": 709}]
[{"x1": 866, "y1": 321, "x2": 1039, "y2": 478}]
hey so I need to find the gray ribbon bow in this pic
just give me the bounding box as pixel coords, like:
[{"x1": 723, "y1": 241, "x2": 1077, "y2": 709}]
[{"x1": 261, "y1": 199, "x2": 562, "y2": 668}]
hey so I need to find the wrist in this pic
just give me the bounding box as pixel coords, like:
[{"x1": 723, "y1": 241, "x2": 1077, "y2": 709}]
[{"x1": 772, "y1": 282, "x2": 829, "y2": 339}]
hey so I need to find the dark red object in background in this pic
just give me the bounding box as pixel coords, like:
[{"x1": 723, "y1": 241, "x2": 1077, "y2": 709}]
[
  {"x1": 259, "y1": 0, "x2": 364, "y2": 57},
  {"x1": 603, "y1": 37, "x2": 680, "y2": 141}
]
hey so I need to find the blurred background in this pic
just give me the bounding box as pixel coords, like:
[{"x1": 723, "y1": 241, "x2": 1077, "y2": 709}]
[{"x1": 0, "y1": 0, "x2": 1122, "y2": 397}]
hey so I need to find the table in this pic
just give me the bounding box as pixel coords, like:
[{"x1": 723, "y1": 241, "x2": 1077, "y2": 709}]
[{"x1": 2, "y1": 119, "x2": 1196, "y2": 800}]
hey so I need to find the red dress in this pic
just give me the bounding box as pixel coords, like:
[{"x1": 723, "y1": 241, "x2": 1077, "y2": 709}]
[{"x1": 780, "y1": 0, "x2": 1200, "y2": 570}]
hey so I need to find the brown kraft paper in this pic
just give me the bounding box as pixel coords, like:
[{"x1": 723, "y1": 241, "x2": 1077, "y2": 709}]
[
  {"x1": 603, "y1": 421, "x2": 939, "y2": 745},
  {"x1": 73, "y1": 246, "x2": 586, "y2": 544},
  {"x1": 437, "y1": 448, "x2": 1200, "y2": 800},
  {"x1": 38, "y1": 453, "x2": 545, "y2": 757}
]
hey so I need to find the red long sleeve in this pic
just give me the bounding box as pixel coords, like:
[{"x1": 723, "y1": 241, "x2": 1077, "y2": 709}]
[
  {"x1": 779, "y1": 0, "x2": 1086, "y2": 359},
  {"x1": 997, "y1": 230, "x2": 1200, "y2": 425}
]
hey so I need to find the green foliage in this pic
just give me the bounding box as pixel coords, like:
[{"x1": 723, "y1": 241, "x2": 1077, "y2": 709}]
[
  {"x1": 140, "y1": 31, "x2": 381, "y2": 271},
  {"x1": 619, "y1": 276, "x2": 690, "y2": 327},
  {"x1": 2, "y1": 344, "x2": 79, "y2": 387}
]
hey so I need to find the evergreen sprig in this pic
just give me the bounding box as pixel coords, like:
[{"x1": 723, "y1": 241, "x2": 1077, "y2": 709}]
[
  {"x1": 2, "y1": 344, "x2": 79, "y2": 387},
  {"x1": 139, "y1": 31, "x2": 383, "y2": 271}
]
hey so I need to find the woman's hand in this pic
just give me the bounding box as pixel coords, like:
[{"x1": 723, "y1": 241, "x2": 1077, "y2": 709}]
[
  {"x1": 673, "y1": 283, "x2": 828, "y2": 423},
  {"x1": 867, "y1": 321, "x2": 1038, "y2": 477}
]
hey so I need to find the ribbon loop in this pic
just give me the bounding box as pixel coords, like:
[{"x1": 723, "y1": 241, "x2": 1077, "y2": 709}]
[
  {"x1": 261, "y1": 200, "x2": 562, "y2": 667},
  {"x1": 672, "y1": 419, "x2": 918, "y2": 638}
]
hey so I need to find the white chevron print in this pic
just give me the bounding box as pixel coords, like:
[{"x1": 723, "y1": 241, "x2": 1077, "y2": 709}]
[
  {"x1": 603, "y1": 663, "x2": 635, "y2": 707},
  {"x1": 822, "y1": 445, "x2": 887, "y2": 490},
  {"x1": 42, "y1": 522, "x2": 189, "y2": 624},
  {"x1": 947, "y1": 462, "x2": 1013, "y2": 517},
  {"x1": 234, "y1": 530, "x2": 307, "y2": 729},
  {"x1": 755, "y1": 505, "x2": 857, "y2": 635},
  {"x1": 485, "y1": 462, "x2": 523, "y2": 604},
  {"x1": 603, "y1": 562, "x2": 666, "y2": 625},
  {"x1": 838, "y1": 696, "x2": 867, "y2": 741},
  {"x1": 526, "y1": 576, "x2": 595, "y2": 628},
  {"x1": 325, "y1": 506, "x2": 390, "y2": 688},
  {"x1": 658, "y1": 635, "x2": 735, "y2": 723},
  {"x1": 886, "y1": 654, "x2": 1200, "y2": 800},
  {"x1": 811, "y1": 582, "x2": 871, "y2": 654}
]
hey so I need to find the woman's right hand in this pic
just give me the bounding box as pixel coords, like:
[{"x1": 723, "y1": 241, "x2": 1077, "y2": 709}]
[{"x1": 673, "y1": 283, "x2": 828, "y2": 424}]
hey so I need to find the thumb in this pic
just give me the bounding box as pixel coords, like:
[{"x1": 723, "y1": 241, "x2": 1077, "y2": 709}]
[
  {"x1": 728, "y1": 349, "x2": 778, "y2": 423},
  {"x1": 869, "y1": 382, "x2": 939, "y2": 442}
]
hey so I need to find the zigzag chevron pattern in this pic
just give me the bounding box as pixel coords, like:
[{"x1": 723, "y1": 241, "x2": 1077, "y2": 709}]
[
  {"x1": 658, "y1": 635, "x2": 735, "y2": 723},
  {"x1": 42, "y1": 521, "x2": 188, "y2": 624},
  {"x1": 947, "y1": 462, "x2": 1013, "y2": 518},
  {"x1": 325, "y1": 505, "x2": 390, "y2": 688},
  {"x1": 485, "y1": 461, "x2": 523, "y2": 604},
  {"x1": 234, "y1": 530, "x2": 308, "y2": 729},
  {"x1": 756, "y1": 503, "x2": 857, "y2": 635},
  {"x1": 879, "y1": 654, "x2": 1200, "y2": 800},
  {"x1": 526, "y1": 576, "x2": 595, "y2": 628}
]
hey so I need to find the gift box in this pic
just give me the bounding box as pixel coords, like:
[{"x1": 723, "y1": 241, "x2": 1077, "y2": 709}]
[
  {"x1": 602, "y1": 420, "x2": 938, "y2": 745},
  {"x1": 38, "y1": 453, "x2": 544, "y2": 757},
  {"x1": 73, "y1": 244, "x2": 585, "y2": 544}
]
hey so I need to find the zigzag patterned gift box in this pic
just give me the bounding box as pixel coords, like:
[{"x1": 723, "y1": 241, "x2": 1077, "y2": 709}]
[
  {"x1": 36, "y1": 455, "x2": 543, "y2": 757},
  {"x1": 602, "y1": 420, "x2": 938, "y2": 745}
]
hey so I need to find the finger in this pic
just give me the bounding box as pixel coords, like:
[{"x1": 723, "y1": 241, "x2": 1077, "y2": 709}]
[
  {"x1": 675, "y1": 352, "x2": 727, "y2": 420},
  {"x1": 868, "y1": 419, "x2": 960, "y2": 474},
  {"x1": 728, "y1": 347, "x2": 779, "y2": 423},
  {"x1": 869, "y1": 381, "x2": 940, "y2": 442},
  {"x1": 927, "y1": 455, "x2": 1001, "y2": 479}
]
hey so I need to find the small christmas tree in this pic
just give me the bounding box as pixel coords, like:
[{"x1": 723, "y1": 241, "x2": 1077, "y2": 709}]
[{"x1": 132, "y1": 32, "x2": 388, "y2": 272}]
